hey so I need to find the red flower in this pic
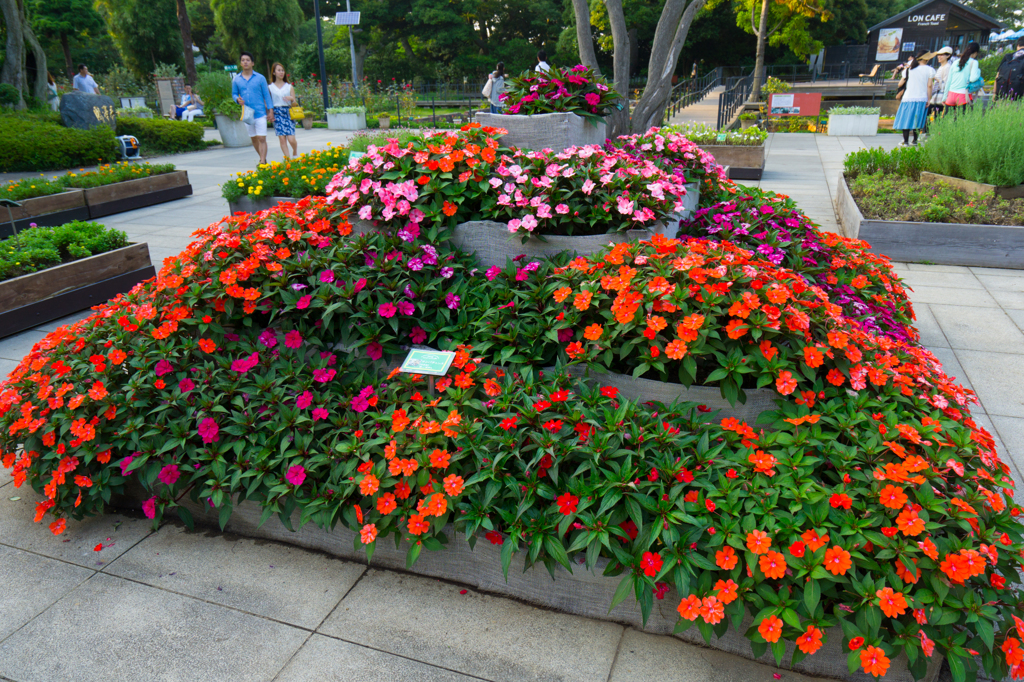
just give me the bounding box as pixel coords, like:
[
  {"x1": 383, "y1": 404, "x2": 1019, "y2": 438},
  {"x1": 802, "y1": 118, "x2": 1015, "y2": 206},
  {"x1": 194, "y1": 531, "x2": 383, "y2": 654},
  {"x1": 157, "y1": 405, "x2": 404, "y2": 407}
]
[
  {"x1": 556, "y1": 492, "x2": 579, "y2": 515},
  {"x1": 640, "y1": 551, "x2": 663, "y2": 577},
  {"x1": 848, "y1": 636, "x2": 865, "y2": 650},
  {"x1": 486, "y1": 530, "x2": 504, "y2": 545}
]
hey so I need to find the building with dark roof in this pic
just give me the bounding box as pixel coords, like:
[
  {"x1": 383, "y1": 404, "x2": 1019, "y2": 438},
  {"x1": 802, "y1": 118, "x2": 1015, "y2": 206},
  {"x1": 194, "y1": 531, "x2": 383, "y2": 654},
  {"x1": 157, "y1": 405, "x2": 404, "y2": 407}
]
[{"x1": 867, "y1": 0, "x2": 1003, "y2": 67}]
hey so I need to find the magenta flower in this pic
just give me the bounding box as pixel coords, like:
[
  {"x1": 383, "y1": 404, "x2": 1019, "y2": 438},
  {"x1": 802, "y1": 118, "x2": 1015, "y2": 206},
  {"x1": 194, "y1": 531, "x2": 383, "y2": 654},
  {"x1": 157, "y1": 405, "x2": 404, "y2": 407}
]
[
  {"x1": 485, "y1": 266, "x2": 501, "y2": 281},
  {"x1": 378, "y1": 302, "x2": 397, "y2": 318},
  {"x1": 409, "y1": 326, "x2": 427, "y2": 344},
  {"x1": 585, "y1": 92, "x2": 600, "y2": 106},
  {"x1": 285, "y1": 465, "x2": 306, "y2": 486},
  {"x1": 142, "y1": 497, "x2": 157, "y2": 519},
  {"x1": 158, "y1": 464, "x2": 180, "y2": 486},
  {"x1": 285, "y1": 330, "x2": 303, "y2": 349},
  {"x1": 120, "y1": 455, "x2": 135, "y2": 477},
  {"x1": 198, "y1": 417, "x2": 219, "y2": 444},
  {"x1": 312, "y1": 407, "x2": 328, "y2": 421},
  {"x1": 397, "y1": 301, "x2": 415, "y2": 315},
  {"x1": 231, "y1": 352, "x2": 260, "y2": 373},
  {"x1": 154, "y1": 359, "x2": 174, "y2": 377},
  {"x1": 258, "y1": 329, "x2": 278, "y2": 348},
  {"x1": 407, "y1": 258, "x2": 424, "y2": 271},
  {"x1": 296, "y1": 295, "x2": 312, "y2": 309},
  {"x1": 296, "y1": 390, "x2": 313, "y2": 409},
  {"x1": 445, "y1": 293, "x2": 460, "y2": 310},
  {"x1": 353, "y1": 278, "x2": 367, "y2": 293},
  {"x1": 179, "y1": 378, "x2": 195, "y2": 393},
  {"x1": 366, "y1": 342, "x2": 383, "y2": 361},
  {"x1": 319, "y1": 270, "x2": 335, "y2": 283},
  {"x1": 313, "y1": 368, "x2": 336, "y2": 383}
]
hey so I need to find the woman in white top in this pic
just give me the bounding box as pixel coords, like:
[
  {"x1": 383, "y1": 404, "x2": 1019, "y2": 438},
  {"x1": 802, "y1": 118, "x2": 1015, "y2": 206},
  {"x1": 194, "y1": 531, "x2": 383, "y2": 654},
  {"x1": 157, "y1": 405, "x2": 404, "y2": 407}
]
[
  {"x1": 487, "y1": 62, "x2": 505, "y2": 113},
  {"x1": 893, "y1": 48, "x2": 935, "y2": 146},
  {"x1": 928, "y1": 46, "x2": 953, "y2": 119},
  {"x1": 268, "y1": 63, "x2": 298, "y2": 158},
  {"x1": 178, "y1": 85, "x2": 204, "y2": 122}
]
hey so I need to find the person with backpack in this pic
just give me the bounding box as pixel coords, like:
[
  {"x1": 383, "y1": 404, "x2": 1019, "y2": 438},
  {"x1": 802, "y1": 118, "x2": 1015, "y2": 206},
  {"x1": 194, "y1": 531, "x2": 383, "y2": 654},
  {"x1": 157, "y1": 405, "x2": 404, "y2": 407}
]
[
  {"x1": 943, "y1": 41, "x2": 982, "y2": 113},
  {"x1": 995, "y1": 36, "x2": 1024, "y2": 100},
  {"x1": 894, "y1": 48, "x2": 935, "y2": 146}
]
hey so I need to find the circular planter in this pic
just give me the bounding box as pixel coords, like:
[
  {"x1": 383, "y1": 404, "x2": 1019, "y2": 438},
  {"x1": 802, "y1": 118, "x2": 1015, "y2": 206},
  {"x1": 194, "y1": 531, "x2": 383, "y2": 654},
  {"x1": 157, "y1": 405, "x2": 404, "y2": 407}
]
[
  {"x1": 474, "y1": 111, "x2": 607, "y2": 153},
  {"x1": 302, "y1": 115, "x2": 314, "y2": 130},
  {"x1": 450, "y1": 220, "x2": 655, "y2": 269},
  {"x1": 739, "y1": 118, "x2": 757, "y2": 129},
  {"x1": 378, "y1": 116, "x2": 392, "y2": 130},
  {"x1": 215, "y1": 113, "x2": 252, "y2": 148}
]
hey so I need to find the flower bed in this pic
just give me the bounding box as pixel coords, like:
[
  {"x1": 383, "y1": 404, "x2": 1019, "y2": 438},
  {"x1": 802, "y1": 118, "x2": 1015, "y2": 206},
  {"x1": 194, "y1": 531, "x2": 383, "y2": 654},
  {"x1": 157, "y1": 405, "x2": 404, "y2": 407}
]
[
  {"x1": 0, "y1": 162, "x2": 177, "y2": 202},
  {"x1": 0, "y1": 220, "x2": 129, "y2": 283},
  {"x1": 500, "y1": 64, "x2": 621, "y2": 119},
  {"x1": 665, "y1": 124, "x2": 767, "y2": 181},
  {"x1": 221, "y1": 144, "x2": 349, "y2": 204},
  {"x1": 3, "y1": 127, "x2": 1024, "y2": 682}
]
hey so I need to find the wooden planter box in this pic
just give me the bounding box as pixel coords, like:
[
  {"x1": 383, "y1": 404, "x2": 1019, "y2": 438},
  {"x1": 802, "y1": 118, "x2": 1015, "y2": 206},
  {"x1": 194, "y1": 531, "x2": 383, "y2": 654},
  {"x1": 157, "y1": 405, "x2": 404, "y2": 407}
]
[
  {"x1": 700, "y1": 145, "x2": 765, "y2": 180},
  {"x1": 920, "y1": 171, "x2": 1024, "y2": 200},
  {"x1": 0, "y1": 189, "x2": 89, "y2": 238},
  {"x1": 0, "y1": 243, "x2": 155, "y2": 338},
  {"x1": 835, "y1": 173, "x2": 1024, "y2": 269},
  {"x1": 84, "y1": 170, "x2": 192, "y2": 218}
]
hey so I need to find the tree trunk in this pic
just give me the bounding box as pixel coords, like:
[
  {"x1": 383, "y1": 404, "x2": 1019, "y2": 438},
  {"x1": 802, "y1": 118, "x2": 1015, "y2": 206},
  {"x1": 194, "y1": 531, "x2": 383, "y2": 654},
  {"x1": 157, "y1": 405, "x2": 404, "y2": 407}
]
[
  {"x1": 175, "y1": 0, "x2": 198, "y2": 85},
  {"x1": 1, "y1": 0, "x2": 26, "y2": 107},
  {"x1": 401, "y1": 37, "x2": 416, "y2": 63},
  {"x1": 23, "y1": 17, "x2": 49, "y2": 104},
  {"x1": 603, "y1": 0, "x2": 630, "y2": 138},
  {"x1": 61, "y1": 34, "x2": 74, "y2": 81},
  {"x1": 570, "y1": 0, "x2": 600, "y2": 73},
  {"x1": 629, "y1": 0, "x2": 707, "y2": 133},
  {"x1": 750, "y1": 0, "x2": 770, "y2": 102}
]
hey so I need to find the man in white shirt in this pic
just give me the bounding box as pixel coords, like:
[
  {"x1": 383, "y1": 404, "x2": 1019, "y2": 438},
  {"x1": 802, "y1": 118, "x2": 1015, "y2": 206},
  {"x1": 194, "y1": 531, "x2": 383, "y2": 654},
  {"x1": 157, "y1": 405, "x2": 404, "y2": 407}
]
[
  {"x1": 72, "y1": 64, "x2": 100, "y2": 94},
  {"x1": 536, "y1": 50, "x2": 551, "y2": 74}
]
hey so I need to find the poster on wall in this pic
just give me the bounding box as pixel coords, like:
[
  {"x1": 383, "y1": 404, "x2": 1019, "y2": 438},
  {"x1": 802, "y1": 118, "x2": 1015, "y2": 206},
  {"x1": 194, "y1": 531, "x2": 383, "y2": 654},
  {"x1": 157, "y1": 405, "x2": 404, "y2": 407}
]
[
  {"x1": 877, "y1": 28, "x2": 903, "y2": 61},
  {"x1": 903, "y1": 41, "x2": 916, "y2": 52}
]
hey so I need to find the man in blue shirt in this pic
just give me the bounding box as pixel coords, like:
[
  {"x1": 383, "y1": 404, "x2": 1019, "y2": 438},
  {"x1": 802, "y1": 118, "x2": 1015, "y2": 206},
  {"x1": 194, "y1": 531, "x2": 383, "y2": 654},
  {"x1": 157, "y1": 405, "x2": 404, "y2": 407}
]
[{"x1": 231, "y1": 51, "x2": 274, "y2": 165}]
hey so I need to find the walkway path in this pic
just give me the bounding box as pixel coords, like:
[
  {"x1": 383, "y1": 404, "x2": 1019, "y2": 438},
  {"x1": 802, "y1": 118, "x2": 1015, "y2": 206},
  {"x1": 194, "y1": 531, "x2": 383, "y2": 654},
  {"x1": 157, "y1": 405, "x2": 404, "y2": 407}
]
[
  {"x1": 666, "y1": 85, "x2": 724, "y2": 128},
  {"x1": 1, "y1": 131, "x2": 1022, "y2": 681}
]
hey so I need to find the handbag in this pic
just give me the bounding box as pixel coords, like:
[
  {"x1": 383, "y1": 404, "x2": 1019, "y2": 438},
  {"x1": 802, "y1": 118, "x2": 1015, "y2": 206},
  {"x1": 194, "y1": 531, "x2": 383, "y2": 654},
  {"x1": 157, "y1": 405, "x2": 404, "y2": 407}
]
[
  {"x1": 967, "y1": 76, "x2": 984, "y2": 94},
  {"x1": 240, "y1": 104, "x2": 255, "y2": 126},
  {"x1": 289, "y1": 105, "x2": 304, "y2": 121},
  {"x1": 481, "y1": 78, "x2": 493, "y2": 98}
]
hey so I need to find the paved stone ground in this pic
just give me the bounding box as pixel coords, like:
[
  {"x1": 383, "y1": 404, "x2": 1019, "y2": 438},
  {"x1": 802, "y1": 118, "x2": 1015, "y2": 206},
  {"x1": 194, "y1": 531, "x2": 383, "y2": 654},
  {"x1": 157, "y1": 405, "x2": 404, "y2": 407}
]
[{"x1": 0, "y1": 130, "x2": 1020, "y2": 681}]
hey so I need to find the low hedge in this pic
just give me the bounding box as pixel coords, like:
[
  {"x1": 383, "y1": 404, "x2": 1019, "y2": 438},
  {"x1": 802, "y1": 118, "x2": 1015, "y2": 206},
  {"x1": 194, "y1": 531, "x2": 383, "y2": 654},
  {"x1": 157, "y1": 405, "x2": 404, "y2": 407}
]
[
  {"x1": 0, "y1": 115, "x2": 119, "y2": 172},
  {"x1": 0, "y1": 220, "x2": 128, "y2": 281},
  {"x1": 115, "y1": 117, "x2": 206, "y2": 155}
]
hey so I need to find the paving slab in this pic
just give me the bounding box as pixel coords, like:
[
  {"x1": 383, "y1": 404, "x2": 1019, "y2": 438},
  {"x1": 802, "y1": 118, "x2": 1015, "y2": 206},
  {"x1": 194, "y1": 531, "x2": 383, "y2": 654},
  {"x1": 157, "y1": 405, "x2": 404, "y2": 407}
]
[
  {"x1": 905, "y1": 285, "x2": 998, "y2": 308},
  {"x1": 989, "y1": 290, "x2": 1024, "y2": 310},
  {"x1": 912, "y1": 304, "x2": 949, "y2": 349},
  {"x1": 928, "y1": 304, "x2": 1024, "y2": 353},
  {"x1": 989, "y1": 416, "x2": 1024, "y2": 488},
  {"x1": 319, "y1": 569, "x2": 623, "y2": 682},
  {"x1": 0, "y1": 358, "x2": 18, "y2": 380},
  {"x1": 609, "y1": 628, "x2": 824, "y2": 682},
  {"x1": 956, "y1": 350, "x2": 1024, "y2": 419},
  {"x1": 906, "y1": 263, "x2": 973, "y2": 273},
  {"x1": 925, "y1": 347, "x2": 973, "y2": 391},
  {"x1": 0, "y1": 573, "x2": 308, "y2": 682},
  {"x1": 898, "y1": 271, "x2": 985, "y2": 290},
  {"x1": 105, "y1": 524, "x2": 365, "y2": 629},
  {"x1": 274, "y1": 634, "x2": 482, "y2": 682},
  {"x1": 976, "y1": 274, "x2": 1024, "y2": 292},
  {"x1": 0, "y1": 330, "x2": 46, "y2": 362},
  {"x1": 0, "y1": 490, "x2": 153, "y2": 569},
  {"x1": 0, "y1": 545, "x2": 93, "y2": 640}
]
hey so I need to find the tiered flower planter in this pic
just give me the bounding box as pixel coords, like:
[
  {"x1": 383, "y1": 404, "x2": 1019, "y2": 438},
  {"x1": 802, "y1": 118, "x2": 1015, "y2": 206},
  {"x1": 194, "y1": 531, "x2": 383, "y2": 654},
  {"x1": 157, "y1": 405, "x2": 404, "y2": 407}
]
[
  {"x1": 474, "y1": 111, "x2": 607, "y2": 152},
  {"x1": 0, "y1": 243, "x2": 155, "y2": 338},
  {"x1": 327, "y1": 111, "x2": 366, "y2": 130}
]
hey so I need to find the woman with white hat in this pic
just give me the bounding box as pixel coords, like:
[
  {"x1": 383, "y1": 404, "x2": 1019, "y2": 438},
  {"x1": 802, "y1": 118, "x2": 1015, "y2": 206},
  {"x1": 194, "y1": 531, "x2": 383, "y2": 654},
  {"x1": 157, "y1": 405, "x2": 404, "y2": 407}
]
[{"x1": 927, "y1": 46, "x2": 953, "y2": 120}]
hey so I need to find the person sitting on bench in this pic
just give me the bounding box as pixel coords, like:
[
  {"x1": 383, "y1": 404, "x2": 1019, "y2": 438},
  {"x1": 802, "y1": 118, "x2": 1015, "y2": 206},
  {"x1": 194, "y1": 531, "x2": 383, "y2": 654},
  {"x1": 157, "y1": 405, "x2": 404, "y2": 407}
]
[{"x1": 173, "y1": 85, "x2": 204, "y2": 121}]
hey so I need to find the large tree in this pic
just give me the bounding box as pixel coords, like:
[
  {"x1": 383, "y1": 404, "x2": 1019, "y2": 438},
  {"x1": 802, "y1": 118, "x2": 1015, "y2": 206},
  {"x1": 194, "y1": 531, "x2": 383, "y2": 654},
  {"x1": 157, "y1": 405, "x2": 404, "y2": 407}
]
[
  {"x1": 211, "y1": 0, "x2": 304, "y2": 76},
  {"x1": 175, "y1": 0, "x2": 198, "y2": 84},
  {"x1": 28, "y1": 0, "x2": 104, "y2": 80},
  {"x1": 571, "y1": 0, "x2": 708, "y2": 135},
  {"x1": 1, "y1": 0, "x2": 49, "y2": 108},
  {"x1": 95, "y1": 0, "x2": 183, "y2": 79}
]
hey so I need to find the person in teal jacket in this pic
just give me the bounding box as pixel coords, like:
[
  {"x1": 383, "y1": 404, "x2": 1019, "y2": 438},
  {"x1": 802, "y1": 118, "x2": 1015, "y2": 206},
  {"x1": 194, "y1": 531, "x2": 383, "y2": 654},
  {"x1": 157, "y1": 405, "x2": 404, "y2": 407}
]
[
  {"x1": 943, "y1": 42, "x2": 982, "y2": 114},
  {"x1": 231, "y1": 51, "x2": 274, "y2": 165}
]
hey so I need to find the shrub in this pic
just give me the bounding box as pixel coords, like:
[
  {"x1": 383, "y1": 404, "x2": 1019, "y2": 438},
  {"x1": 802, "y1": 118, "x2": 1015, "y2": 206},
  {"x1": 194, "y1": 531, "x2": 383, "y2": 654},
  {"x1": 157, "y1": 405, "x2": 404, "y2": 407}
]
[
  {"x1": 0, "y1": 83, "x2": 20, "y2": 106},
  {"x1": 500, "y1": 64, "x2": 623, "y2": 119},
  {"x1": 0, "y1": 115, "x2": 119, "y2": 172},
  {"x1": 843, "y1": 146, "x2": 925, "y2": 180},
  {"x1": 923, "y1": 102, "x2": 1024, "y2": 187},
  {"x1": 0, "y1": 221, "x2": 128, "y2": 281},
  {"x1": 2, "y1": 198, "x2": 1021, "y2": 682},
  {"x1": 0, "y1": 176, "x2": 70, "y2": 202},
  {"x1": 221, "y1": 144, "x2": 349, "y2": 202},
  {"x1": 115, "y1": 117, "x2": 206, "y2": 155},
  {"x1": 0, "y1": 162, "x2": 176, "y2": 201},
  {"x1": 195, "y1": 72, "x2": 239, "y2": 117}
]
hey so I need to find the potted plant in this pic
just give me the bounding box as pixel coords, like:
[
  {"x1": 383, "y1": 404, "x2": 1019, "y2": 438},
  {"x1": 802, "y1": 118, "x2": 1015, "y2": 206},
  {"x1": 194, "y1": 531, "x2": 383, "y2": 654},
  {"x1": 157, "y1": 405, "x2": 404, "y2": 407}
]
[
  {"x1": 739, "y1": 111, "x2": 759, "y2": 129},
  {"x1": 327, "y1": 106, "x2": 367, "y2": 131},
  {"x1": 302, "y1": 112, "x2": 314, "y2": 130},
  {"x1": 377, "y1": 112, "x2": 392, "y2": 130},
  {"x1": 194, "y1": 71, "x2": 249, "y2": 147},
  {"x1": 827, "y1": 106, "x2": 880, "y2": 137},
  {"x1": 668, "y1": 122, "x2": 768, "y2": 181},
  {"x1": 116, "y1": 104, "x2": 154, "y2": 119},
  {"x1": 474, "y1": 64, "x2": 621, "y2": 153}
]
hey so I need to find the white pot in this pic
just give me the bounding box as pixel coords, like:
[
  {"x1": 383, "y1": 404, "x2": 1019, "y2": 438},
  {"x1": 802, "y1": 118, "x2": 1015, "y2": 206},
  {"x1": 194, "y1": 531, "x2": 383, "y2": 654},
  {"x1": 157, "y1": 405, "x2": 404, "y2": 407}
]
[
  {"x1": 827, "y1": 114, "x2": 880, "y2": 137},
  {"x1": 474, "y1": 111, "x2": 607, "y2": 153},
  {"x1": 327, "y1": 111, "x2": 366, "y2": 130},
  {"x1": 214, "y1": 114, "x2": 251, "y2": 147}
]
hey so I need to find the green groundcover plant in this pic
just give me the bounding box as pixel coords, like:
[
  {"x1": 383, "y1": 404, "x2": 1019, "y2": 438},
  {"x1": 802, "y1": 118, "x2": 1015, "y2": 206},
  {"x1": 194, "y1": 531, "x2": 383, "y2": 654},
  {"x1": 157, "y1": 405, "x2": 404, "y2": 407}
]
[
  {"x1": 849, "y1": 172, "x2": 1024, "y2": 226},
  {"x1": 844, "y1": 146, "x2": 925, "y2": 181},
  {"x1": 0, "y1": 162, "x2": 177, "y2": 202},
  {"x1": 3, "y1": 127, "x2": 1024, "y2": 682},
  {"x1": 923, "y1": 103, "x2": 1024, "y2": 188},
  {"x1": 0, "y1": 221, "x2": 128, "y2": 281}
]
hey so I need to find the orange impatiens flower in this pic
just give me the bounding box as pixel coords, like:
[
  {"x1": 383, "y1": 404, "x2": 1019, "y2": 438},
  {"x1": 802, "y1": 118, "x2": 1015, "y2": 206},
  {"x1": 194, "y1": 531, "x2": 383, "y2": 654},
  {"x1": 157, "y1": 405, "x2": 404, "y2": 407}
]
[
  {"x1": 759, "y1": 550, "x2": 787, "y2": 579},
  {"x1": 896, "y1": 508, "x2": 925, "y2": 536},
  {"x1": 583, "y1": 324, "x2": 604, "y2": 340},
  {"x1": 879, "y1": 485, "x2": 908, "y2": 510},
  {"x1": 573, "y1": 290, "x2": 593, "y2": 311},
  {"x1": 360, "y1": 523, "x2": 377, "y2": 544},
  {"x1": 796, "y1": 625, "x2": 824, "y2": 655},
  {"x1": 714, "y1": 579, "x2": 738, "y2": 604},
  {"x1": 746, "y1": 530, "x2": 771, "y2": 555},
  {"x1": 895, "y1": 558, "x2": 920, "y2": 584},
  {"x1": 802, "y1": 529, "x2": 829, "y2": 552},
  {"x1": 553, "y1": 287, "x2": 572, "y2": 303},
  {"x1": 716, "y1": 546, "x2": 738, "y2": 570},
  {"x1": 824, "y1": 546, "x2": 852, "y2": 575},
  {"x1": 758, "y1": 615, "x2": 783, "y2": 643},
  {"x1": 860, "y1": 645, "x2": 890, "y2": 678},
  {"x1": 875, "y1": 587, "x2": 908, "y2": 618},
  {"x1": 665, "y1": 340, "x2": 688, "y2": 359},
  {"x1": 358, "y1": 474, "x2": 379, "y2": 496},
  {"x1": 776, "y1": 370, "x2": 797, "y2": 395},
  {"x1": 677, "y1": 594, "x2": 701, "y2": 620},
  {"x1": 700, "y1": 596, "x2": 724, "y2": 624},
  {"x1": 408, "y1": 514, "x2": 430, "y2": 535}
]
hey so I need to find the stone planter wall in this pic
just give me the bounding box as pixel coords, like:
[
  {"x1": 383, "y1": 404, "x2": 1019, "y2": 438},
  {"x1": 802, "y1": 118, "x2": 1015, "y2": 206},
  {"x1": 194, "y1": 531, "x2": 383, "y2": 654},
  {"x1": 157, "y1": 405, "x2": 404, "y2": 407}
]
[
  {"x1": 827, "y1": 114, "x2": 879, "y2": 137},
  {"x1": 327, "y1": 111, "x2": 366, "y2": 130},
  {"x1": 474, "y1": 111, "x2": 606, "y2": 153},
  {"x1": 215, "y1": 114, "x2": 251, "y2": 148},
  {"x1": 835, "y1": 173, "x2": 1024, "y2": 269}
]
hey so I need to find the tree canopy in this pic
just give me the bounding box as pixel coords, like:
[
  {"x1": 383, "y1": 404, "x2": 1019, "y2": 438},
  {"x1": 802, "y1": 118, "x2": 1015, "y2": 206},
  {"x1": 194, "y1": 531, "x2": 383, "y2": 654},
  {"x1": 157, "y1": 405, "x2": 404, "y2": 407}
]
[{"x1": 211, "y1": 0, "x2": 304, "y2": 75}]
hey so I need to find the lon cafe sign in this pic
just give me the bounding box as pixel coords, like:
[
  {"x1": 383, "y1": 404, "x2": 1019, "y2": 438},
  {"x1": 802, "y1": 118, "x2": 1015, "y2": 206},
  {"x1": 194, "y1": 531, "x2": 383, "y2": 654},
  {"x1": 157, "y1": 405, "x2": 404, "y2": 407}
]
[{"x1": 907, "y1": 12, "x2": 946, "y2": 26}]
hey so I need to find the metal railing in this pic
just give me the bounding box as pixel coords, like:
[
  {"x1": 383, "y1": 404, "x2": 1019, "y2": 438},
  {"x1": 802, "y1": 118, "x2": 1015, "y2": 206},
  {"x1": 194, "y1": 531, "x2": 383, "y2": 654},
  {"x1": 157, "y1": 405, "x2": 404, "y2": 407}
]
[
  {"x1": 717, "y1": 72, "x2": 754, "y2": 130},
  {"x1": 665, "y1": 67, "x2": 723, "y2": 118}
]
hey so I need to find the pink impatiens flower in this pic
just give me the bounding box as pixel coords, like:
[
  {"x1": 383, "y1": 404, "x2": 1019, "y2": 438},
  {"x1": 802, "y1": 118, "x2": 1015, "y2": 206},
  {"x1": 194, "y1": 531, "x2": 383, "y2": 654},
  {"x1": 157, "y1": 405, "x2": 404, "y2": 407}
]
[
  {"x1": 296, "y1": 295, "x2": 312, "y2": 309},
  {"x1": 178, "y1": 378, "x2": 195, "y2": 393},
  {"x1": 285, "y1": 465, "x2": 306, "y2": 486},
  {"x1": 409, "y1": 327, "x2": 427, "y2": 344},
  {"x1": 378, "y1": 302, "x2": 397, "y2": 318},
  {"x1": 312, "y1": 407, "x2": 329, "y2": 421},
  {"x1": 157, "y1": 464, "x2": 180, "y2": 486},
  {"x1": 154, "y1": 359, "x2": 174, "y2": 377},
  {"x1": 231, "y1": 352, "x2": 259, "y2": 374},
  {"x1": 285, "y1": 330, "x2": 303, "y2": 349},
  {"x1": 367, "y1": 342, "x2": 383, "y2": 361},
  {"x1": 296, "y1": 390, "x2": 313, "y2": 409},
  {"x1": 142, "y1": 497, "x2": 157, "y2": 519},
  {"x1": 198, "y1": 417, "x2": 219, "y2": 444}
]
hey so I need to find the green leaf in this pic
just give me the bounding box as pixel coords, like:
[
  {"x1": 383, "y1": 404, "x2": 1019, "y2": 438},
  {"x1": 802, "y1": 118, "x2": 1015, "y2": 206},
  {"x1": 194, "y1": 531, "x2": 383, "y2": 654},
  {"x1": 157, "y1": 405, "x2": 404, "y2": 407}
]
[
  {"x1": 947, "y1": 652, "x2": 966, "y2": 682},
  {"x1": 610, "y1": 574, "x2": 634, "y2": 612},
  {"x1": 771, "y1": 640, "x2": 786, "y2": 665},
  {"x1": 804, "y1": 579, "x2": 820, "y2": 616},
  {"x1": 976, "y1": 617, "x2": 994, "y2": 653},
  {"x1": 543, "y1": 535, "x2": 572, "y2": 573},
  {"x1": 500, "y1": 539, "x2": 515, "y2": 582}
]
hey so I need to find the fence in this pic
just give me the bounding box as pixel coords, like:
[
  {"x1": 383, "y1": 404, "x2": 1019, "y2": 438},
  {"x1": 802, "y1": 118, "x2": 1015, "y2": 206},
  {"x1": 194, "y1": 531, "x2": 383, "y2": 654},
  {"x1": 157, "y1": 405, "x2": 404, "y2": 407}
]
[
  {"x1": 664, "y1": 67, "x2": 723, "y2": 119},
  {"x1": 718, "y1": 63, "x2": 854, "y2": 84},
  {"x1": 716, "y1": 72, "x2": 754, "y2": 130}
]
